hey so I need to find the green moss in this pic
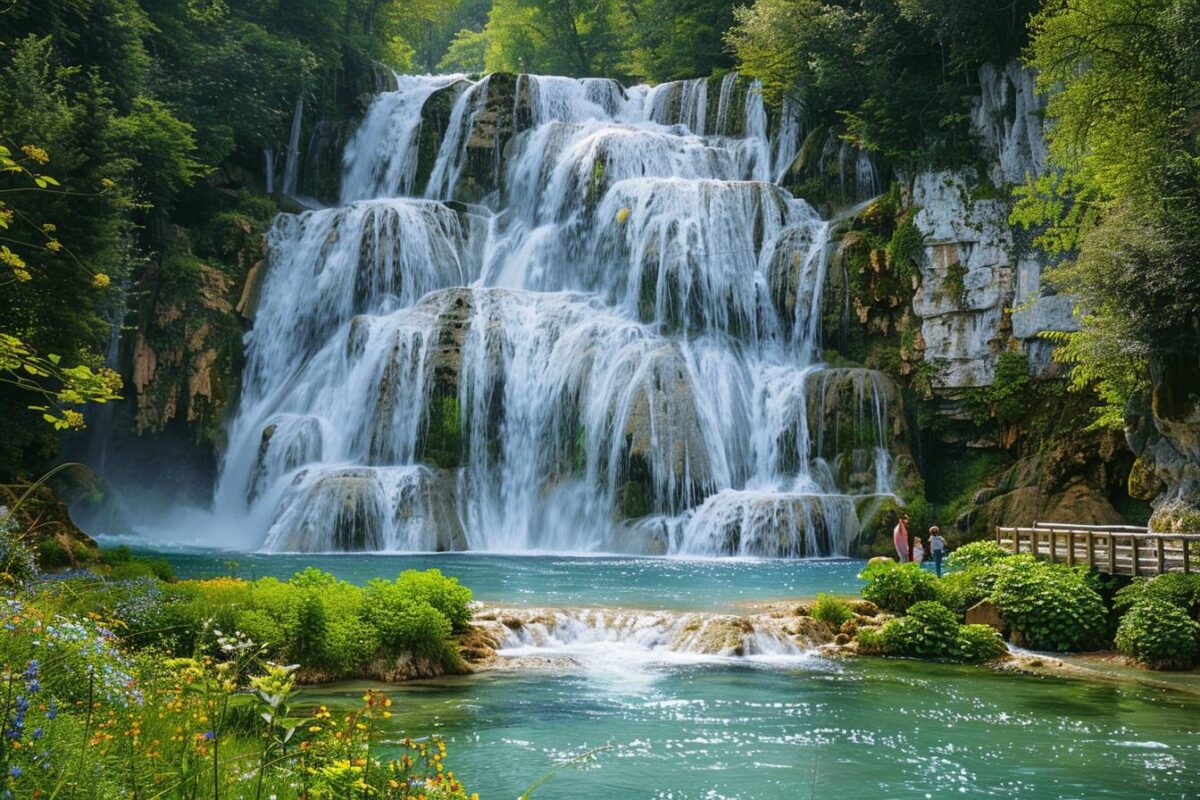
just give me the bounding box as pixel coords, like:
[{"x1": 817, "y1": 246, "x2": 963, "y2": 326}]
[{"x1": 420, "y1": 394, "x2": 464, "y2": 469}]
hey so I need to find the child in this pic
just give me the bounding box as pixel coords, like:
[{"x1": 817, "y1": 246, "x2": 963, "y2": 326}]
[
  {"x1": 912, "y1": 536, "x2": 925, "y2": 564},
  {"x1": 928, "y1": 526, "x2": 946, "y2": 577}
]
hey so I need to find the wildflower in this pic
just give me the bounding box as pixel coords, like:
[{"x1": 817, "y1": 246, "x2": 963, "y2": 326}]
[
  {"x1": 202, "y1": 731, "x2": 215, "y2": 741},
  {"x1": 8, "y1": 766, "x2": 23, "y2": 778}
]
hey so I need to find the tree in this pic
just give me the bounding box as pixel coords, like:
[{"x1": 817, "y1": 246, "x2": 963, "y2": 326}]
[{"x1": 1014, "y1": 0, "x2": 1200, "y2": 426}]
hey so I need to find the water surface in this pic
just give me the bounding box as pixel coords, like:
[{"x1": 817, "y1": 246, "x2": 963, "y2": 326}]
[
  {"x1": 155, "y1": 551, "x2": 864, "y2": 610},
  {"x1": 309, "y1": 658, "x2": 1200, "y2": 799}
]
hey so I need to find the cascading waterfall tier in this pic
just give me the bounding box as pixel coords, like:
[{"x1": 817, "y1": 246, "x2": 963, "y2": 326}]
[{"x1": 218, "y1": 72, "x2": 904, "y2": 556}]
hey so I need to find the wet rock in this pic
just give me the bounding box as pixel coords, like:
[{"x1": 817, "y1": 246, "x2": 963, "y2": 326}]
[{"x1": 966, "y1": 600, "x2": 1007, "y2": 635}]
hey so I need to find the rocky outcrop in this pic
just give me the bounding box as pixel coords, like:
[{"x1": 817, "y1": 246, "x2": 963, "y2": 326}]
[
  {"x1": 911, "y1": 63, "x2": 1078, "y2": 390},
  {"x1": 1126, "y1": 355, "x2": 1200, "y2": 516}
]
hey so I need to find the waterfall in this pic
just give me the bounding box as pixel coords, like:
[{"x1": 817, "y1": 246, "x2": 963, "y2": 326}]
[
  {"x1": 281, "y1": 93, "x2": 304, "y2": 197},
  {"x1": 216, "y1": 72, "x2": 903, "y2": 556}
]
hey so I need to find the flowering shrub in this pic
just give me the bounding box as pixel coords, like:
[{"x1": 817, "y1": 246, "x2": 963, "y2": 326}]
[
  {"x1": 0, "y1": 587, "x2": 481, "y2": 799},
  {"x1": 0, "y1": 529, "x2": 38, "y2": 587}
]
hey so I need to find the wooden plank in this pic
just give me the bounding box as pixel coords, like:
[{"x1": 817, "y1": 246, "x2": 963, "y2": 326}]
[
  {"x1": 1131, "y1": 536, "x2": 1139, "y2": 577},
  {"x1": 1109, "y1": 532, "x2": 1117, "y2": 574},
  {"x1": 1013, "y1": 528, "x2": 1021, "y2": 554},
  {"x1": 1157, "y1": 537, "x2": 1165, "y2": 574},
  {"x1": 1185, "y1": 539, "x2": 1191, "y2": 575},
  {"x1": 1067, "y1": 531, "x2": 1075, "y2": 567},
  {"x1": 1048, "y1": 530, "x2": 1056, "y2": 563},
  {"x1": 1086, "y1": 531, "x2": 1095, "y2": 568}
]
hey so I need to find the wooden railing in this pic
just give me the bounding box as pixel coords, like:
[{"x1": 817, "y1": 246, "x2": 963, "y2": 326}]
[{"x1": 996, "y1": 522, "x2": 1200, "y2": 576}]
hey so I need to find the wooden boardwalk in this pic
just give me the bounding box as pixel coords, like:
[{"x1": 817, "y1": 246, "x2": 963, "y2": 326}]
[{"x1": 996, "y1": 522, "x2": 1200, "y2": 576}]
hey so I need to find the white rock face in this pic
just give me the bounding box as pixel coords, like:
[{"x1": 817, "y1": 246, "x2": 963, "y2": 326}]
[{"x1": 910, "y1": 62, "x2": 1078, "y2": 388}]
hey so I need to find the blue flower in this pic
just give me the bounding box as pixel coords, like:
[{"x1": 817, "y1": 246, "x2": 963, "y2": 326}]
[
  {"x1": 46, "y1": 699, "x2": 57, "y2": 720},
  {"x1": 202, "y1": 731, "x2": 215, "y2": 741},
  {"x1": 7, "y1": 766, "x2": 22, "y2": 778},
  {"x1": 32, "y1": 727, "x2": 43, "y2": 740}
]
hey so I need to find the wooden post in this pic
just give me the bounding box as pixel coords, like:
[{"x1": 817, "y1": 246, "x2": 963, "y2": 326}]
[
  {"x1": 1131, "y1": 536, "x2": 1139, "y2": 577},
  {"x1": 1086, "y1": 531, "x2": 1095, "y2": 568},
  {"x1": 1067, "y1": 531, "x2": 1075, "y2": 566},
  {"x1": 1108, "y1": 533, "x2": 1117, "y2": 574},
  {"x1": 1048, "y1": 530, "x2": 1056, "y2": 563},
  {"x1": 1157, "y1": 537, "x2": 1165, "y2": 574},
  {"x1": 1184, "y1": 539, "x2": 1191, "y2": 575}
]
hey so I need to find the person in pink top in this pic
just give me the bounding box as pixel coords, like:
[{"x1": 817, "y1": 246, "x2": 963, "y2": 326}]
[{"x1": 893, "y1": 512, "x2": 910, "y2": 562}]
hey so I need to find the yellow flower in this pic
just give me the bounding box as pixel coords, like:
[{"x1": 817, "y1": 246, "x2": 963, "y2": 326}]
[{"x1": 21, "y1": 145, "x2": 50, "y2": 164}]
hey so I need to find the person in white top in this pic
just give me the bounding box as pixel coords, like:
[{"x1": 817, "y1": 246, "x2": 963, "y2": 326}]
[
  {"x1": 912, "y1": 536, "x2": 925, "y2": 564},
  {"x1": 928, "y1": 526, "x2": 947, "y2": 576}
]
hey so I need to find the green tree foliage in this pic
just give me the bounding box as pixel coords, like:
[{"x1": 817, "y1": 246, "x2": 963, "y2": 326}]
[
  {"x1": 726, "y1": 0, "x2": 1039, "y2": 164},
  {"x1": 0, "y1": 0, "x2": 454, "y2": 477},
  {"x1": 482, "y1": 0, "x2": 633, "y2": 76},
  {"x1": 1015, "y1": 0, "x2": 1200, "y2": 427}
]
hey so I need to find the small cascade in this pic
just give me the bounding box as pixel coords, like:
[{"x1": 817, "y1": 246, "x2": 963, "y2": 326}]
[
  {"x1": 215, "y1": 70, "x2": 908, "y2": 556},
  {"x1": 280, "y1": 93, "x2": 304, "y2": 197},
  {"x1": 474, "y1": 605, "x2": 832, "y2": 665}
]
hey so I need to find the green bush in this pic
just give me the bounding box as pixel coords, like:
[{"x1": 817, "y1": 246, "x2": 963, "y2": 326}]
[
  {"x1": 362, "y1": 579, "x2": 455, "y2": 659},
  {"x1": 811, "y1": 593, "x2": 854, "y2": 627},
  {"x1": 989, "y1": 555, "x2": 1108, "y2": 652},
  {"x1": 956, "y1": 623, "x2": 1007, "y2": 663},
  {"x1": 101, "y1": 545, "x2": 134, "y2": 565},
  {"x1": 1, "y1": 530, "x2": 39, "y2": 585},
  {"x1": 865, "y1": 602, "x2": 1006, "y2": 664},
  {"x1": 1114, "y1": 597, "x2": 1200, "y2": 670},
  {"x1": 393, "y1": 568, "x2": 473, "y2": 632},
  {"x1": 37, "y1": 538, "x2": 72, "y2": 569},
  {"x1": 878, "y1": 601, "x2": 962, "y2": 660},
  {"x1": 859, "y1": 560, "x2": 939, "y2": 613},
  {"x1": 110, "y1": 557, "x2": 176, "y2": 582},
  {"x1": 1114, "y1": 573, "x2": 1200, "y2": 617},
  {"x1": 934, "y1": 567, "x2": 991, "y2": 617},
  {"x1": 944, "y1": 541, "x2": 1009, "y2": 572}
]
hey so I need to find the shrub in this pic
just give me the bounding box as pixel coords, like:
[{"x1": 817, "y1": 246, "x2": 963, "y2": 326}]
[
  {"x1": 101, "y1": 545, "x2": 133, "y2": 565},
  {"x1": 863, "y1": 601, "x2": 1006, "y2": 664},
  {"x1": 363, "y1": 579, "x2": 454, "y2": 659},
  {"x1": 859, "y1": 560, "x2": 939, "y2": 613},
  {"x1": 37, "y1": 538, "x2": 72, "y2": 569},
  {"x1": 1114, "y1": 573, "x2": 1200, "y2": 617},
  {"x1": 393, "y1": 569, "x2": 473, "y2": 632},
  {"x1": 989, "y1": 555, "x2": 1108, "y2": 652},
  {"x1": 0, "y1": 530, "x2": 38, "y2": 586},
  {"x1": 956, "y1": 624, "x2": 1007, "y2": 663},
  {"x1": 855, "y1": 626, "x2": 885, "y2": 654},
  {"x1": 934, "y1": 567, "x2": 991, "y2": 617},
  {"x1": 811, "y1": 593, "x2": 854, "y2": 627},
  {"x1": 944, "y1": 541, "x2": 1009, "y2": 572},
  {"x1": 878, "y1": 601, "x2": 962, "y2": 660},
  {"x1": 1114, "y1": 597, "x2": 1200, "y2": 670},
  {"x1": 110, "y1": 557, "x2": 175, "y2": 582}
]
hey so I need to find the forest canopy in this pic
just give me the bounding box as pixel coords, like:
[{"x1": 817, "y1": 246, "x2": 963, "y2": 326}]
[{"x1": 1, "y1": 0, "x2": 1196, "y2": 479}]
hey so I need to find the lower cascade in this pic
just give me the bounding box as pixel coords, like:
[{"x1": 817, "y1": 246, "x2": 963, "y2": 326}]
[
  {"x1": 472, "y1": 605, "x2": 831, "y2": 663},
  {"x1": 216, "y1": 72, "x2": 907, "y2": 557}
]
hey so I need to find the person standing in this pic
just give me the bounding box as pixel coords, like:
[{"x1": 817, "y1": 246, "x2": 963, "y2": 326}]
[
  {"x1": 912, "y1": 537, "x2": 925, "y2": 564},
  {"x1": 929, "y1": 526, "x2": 946, "y2": 577},
  {"x1": 893, "y1": 513, "x2": 910, "y2": 562}
]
